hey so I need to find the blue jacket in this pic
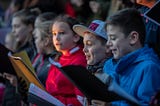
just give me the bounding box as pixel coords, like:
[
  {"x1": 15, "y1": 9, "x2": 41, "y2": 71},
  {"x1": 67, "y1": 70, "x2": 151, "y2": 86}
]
[{"x1": 104, "y1": 46, "x2": 160, "y2": 106}]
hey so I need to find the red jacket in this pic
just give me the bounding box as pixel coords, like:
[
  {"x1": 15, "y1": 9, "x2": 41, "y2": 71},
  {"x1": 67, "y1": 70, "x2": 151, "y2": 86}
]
[{"x1": 46, "y1": 46, "x2": 87, "y2": 106}]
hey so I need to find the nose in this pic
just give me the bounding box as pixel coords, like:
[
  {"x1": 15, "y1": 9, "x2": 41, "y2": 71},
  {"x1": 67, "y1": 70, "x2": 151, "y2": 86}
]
[
  {"x1": 55, "y1": 35, "x2": 59, "y2": 41},
  {"x1": 53, "y1": 34, "x2": 60, "y2": 41},
  {"x1": 11, "y1": 27, "x2": 15, "y2": 34},
  {"x1": 83, "y1": 45, "x2": 88, "y2": 53},
  {"x1": 106, "y1": 39, "x2": 112, "y2": 47}
]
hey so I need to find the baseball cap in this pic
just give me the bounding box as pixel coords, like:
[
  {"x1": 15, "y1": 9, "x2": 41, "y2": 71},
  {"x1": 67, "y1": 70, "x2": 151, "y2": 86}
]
[{"x1": 73, "y1": 20, "x2": 107, "y2": 40}]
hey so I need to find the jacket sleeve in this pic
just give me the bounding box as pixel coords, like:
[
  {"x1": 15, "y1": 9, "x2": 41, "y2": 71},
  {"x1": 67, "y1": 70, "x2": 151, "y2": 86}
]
[{"x1": 137, "y1": 63, "x2": 160, "y2": 105}]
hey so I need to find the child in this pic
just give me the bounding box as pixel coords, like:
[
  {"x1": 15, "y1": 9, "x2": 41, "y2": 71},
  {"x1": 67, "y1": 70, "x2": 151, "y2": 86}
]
[
  {"x1": 4, "y1": 32, "x2": 16, "y2": 52},
  {"x1": 73, "y1": 19, "x2": 112, "y2": 82},
  {"x1": 104, "y1": 8, "x2": 160, "y2": 105},
  {"x1": 32, "y1": 12, "x2": 59, "y2": 86},
  {"x1": 73, "y1": 19, "x2": 112, "y2": 105},
  {"x1": 2, "y1": 8, "x2": 39, "y2": 106},
  {"x1": 11, "y1": 8, "x2": 39, "y2": 61},
  {"x1": 45, "y1": 15, "x2": 87, "y2": 106}
]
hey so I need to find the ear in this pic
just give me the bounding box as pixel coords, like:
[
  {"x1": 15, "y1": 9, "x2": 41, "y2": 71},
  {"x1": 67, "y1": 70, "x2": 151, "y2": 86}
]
[
  {"x1": 129, "y1": 31, "x2": 139, "y2": 45},
  {"x1": 73, "y1": 34, "x2": 80, "y2": 43}
]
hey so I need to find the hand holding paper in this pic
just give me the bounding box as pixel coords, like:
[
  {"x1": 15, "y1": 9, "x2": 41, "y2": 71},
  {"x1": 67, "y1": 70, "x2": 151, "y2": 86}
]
[{"x1": 60, "y1": 65, "x2": 140, "y2": 105}]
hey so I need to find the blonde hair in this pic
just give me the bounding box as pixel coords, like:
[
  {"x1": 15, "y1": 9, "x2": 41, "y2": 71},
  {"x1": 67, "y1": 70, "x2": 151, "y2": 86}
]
[{"x1": 35, "y1": 21, "x2": 53, "y2": 39}]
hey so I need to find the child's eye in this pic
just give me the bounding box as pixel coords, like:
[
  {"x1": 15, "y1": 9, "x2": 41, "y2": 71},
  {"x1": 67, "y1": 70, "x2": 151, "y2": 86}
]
[
  {"x1": 52, "y1": 32, "x2": 56, "y2": 36},
  {"x1": 59, "y1": 32, "x2": 64, "y2": 35},
  {"x1": 52, "y1": 31, "x2": 65, "y2": 36},
  {"x1": 110, "y1": 36, "x2": 116, "y2": 40},
  {"x1": 86, "y1": 41, "x2": 92, "y2": 46},
  {"x1": 13, "y1": 24, "x2": 19, "y2": 28}
]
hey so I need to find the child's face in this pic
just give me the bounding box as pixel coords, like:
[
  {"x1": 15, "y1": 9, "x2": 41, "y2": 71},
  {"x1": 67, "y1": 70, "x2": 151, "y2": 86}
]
[
  {"x1": 33, "y1": 28, "x2": 45, "y2": 54},
  {"x1": 83, "y1": 33, "x2": 107, "y2": 65},
  {"x1": 52, "y1": 21, "x2": 77, "y2": 54},
  {"x1": 70, "y1": 0, "x2": 83, "y2": 7},
  {"x1": 89, "y1": 1, "x2": 100, "y2": 13},
  {"x1": 33, "y1": 18, "x2": 49, "y2": 54},
  {"x1": 106, "y1": 25, "x2": 131, "y2": 60},
  {"x1": 11, "y1": 17, "x2": 29, "y2": 43}
]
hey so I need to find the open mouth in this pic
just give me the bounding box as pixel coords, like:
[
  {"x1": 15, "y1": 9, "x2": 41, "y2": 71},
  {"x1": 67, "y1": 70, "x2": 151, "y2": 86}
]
[{"x1": 85, "y1": 55, "x2": 91, "y2": 61}]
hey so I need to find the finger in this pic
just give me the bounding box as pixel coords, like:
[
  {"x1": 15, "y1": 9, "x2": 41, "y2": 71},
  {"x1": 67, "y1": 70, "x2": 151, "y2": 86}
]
[
  {"x1": 3, "y1": 72, "x2": 10, "y2": 78},
  {"x1": 3, "y1": 73, "x2": 16, "y2": 79},
  {"x1": 3, "y1": 73, "x2": 12, "y2": 80}
]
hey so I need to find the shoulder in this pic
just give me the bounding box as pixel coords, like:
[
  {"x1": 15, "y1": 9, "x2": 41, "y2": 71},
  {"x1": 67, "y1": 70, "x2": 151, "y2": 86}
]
[{"x1": 137, "y1": 59, "x2": 160, "y2": 71}]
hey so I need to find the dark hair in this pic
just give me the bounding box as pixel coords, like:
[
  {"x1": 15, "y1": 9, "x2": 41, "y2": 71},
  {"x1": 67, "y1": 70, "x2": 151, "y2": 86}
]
[
  {"x1": 53, "y1": 14, "x2": 80, "y2": 32},
  {"x1": 106, "y1": 8, "x2": 146, "y2": 46},
  {"x1": 13, "y1": 0, "x2": 25, "y2": 10},
  {"x1": 53, "y1": 14, "x2": 83, "y2": 44},
  {"x1": 13, "y1": 8, "x2": 40, "y2": 26}
]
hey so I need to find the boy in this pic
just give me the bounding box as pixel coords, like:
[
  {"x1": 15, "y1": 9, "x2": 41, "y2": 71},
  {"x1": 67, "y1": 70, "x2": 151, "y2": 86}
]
[
  {"x1": 104, "y1": 8, "x2": 160, "y2": 105},
  {"x1": 73, "y1": 19, "x2": 112, "y2": 105}
]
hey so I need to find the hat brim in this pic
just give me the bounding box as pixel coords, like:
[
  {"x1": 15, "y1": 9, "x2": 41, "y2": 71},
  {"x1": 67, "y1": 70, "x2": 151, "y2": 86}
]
[{"x1": 73, "y1": 25, "x2": 97, "y2": 37}]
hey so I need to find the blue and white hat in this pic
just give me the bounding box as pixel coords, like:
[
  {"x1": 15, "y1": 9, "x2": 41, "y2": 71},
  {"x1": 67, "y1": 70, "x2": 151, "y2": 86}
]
[{"x1": 73, "y1": 20, "x2": 107, "y2": 40}]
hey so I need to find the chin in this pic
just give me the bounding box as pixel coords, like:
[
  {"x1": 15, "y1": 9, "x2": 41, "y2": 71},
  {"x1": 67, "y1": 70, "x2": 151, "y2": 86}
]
[
  {"x1": 87, "y1": 62, "x2": 91, "y2": 65},
  {"x1": 88, "y1": 62, "x2": 95, "y2": 65},
  {"x1": 55, "y1": 47, "x2": 61, "y2": 51},
  {"x1": 113, "y1": 56, "x2": 119, "y2": 60}
]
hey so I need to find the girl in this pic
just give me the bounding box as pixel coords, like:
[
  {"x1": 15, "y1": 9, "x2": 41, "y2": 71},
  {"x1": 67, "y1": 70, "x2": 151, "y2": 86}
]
[
  {"x1": 32, "y1": 12, "x2": 60, "y2": 86},
  {"x1": 2, "y1": 8, "x2": 39, "y2": 106},
  {"x1": 46, "y1": 15, "x2": 87, "y2": 106},
  {"x1": 11, "y1": 8, "x2": 39, "y2": 61}
]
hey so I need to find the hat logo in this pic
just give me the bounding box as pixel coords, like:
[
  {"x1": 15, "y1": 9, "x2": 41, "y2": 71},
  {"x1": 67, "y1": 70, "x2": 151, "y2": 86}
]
[{"x1": 89, "y1": 23, "x2": 99, "y2": 31}]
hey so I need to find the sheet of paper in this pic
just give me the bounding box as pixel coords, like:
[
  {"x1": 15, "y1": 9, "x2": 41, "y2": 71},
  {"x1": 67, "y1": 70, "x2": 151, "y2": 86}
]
[{"x1": 29, "y1": 83, "x2": 65, "y2": 106}]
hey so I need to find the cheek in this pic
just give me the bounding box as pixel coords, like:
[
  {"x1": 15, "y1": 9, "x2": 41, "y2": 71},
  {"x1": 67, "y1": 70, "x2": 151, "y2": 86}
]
[
  {"x1": 53, "y1": 37, "x2": 57, "y2": 46},
  {"x1": 115, "y1": 42, "x2": 123, "y2": 52},
  {"x1": 14, "y1": 28, "x2": 20, "y2": 36},
  {"x1": 35, "y1": 40, "x2": 40, "y2": 49},
  {"x1": 117, "y1": 42, "x2": 128, "y2": 55},
  {"x1": 113, "y1": 39, "x2": 123, "y2": 48},
  {"x1": 62, "y1": 36, "x2": 74, "y2": 47},
  {"x1": 35, "y1": 39, "x2": 40, "y2": 46},
  {"x1": 17, "y1": 28, "x2": 26, "y2": 38},
  {"x1": 96, "y1": 47, "x2": 106, "y2": 57},
  {"x1": 90, "y1": 48, "x2": 99, "y2": 59},
  {"x1": 64, "y1": 36, "x2": 73, "y2": 43},
  {"x1": 35, "y1": 38, "x2": 42, "y2": 50}
]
